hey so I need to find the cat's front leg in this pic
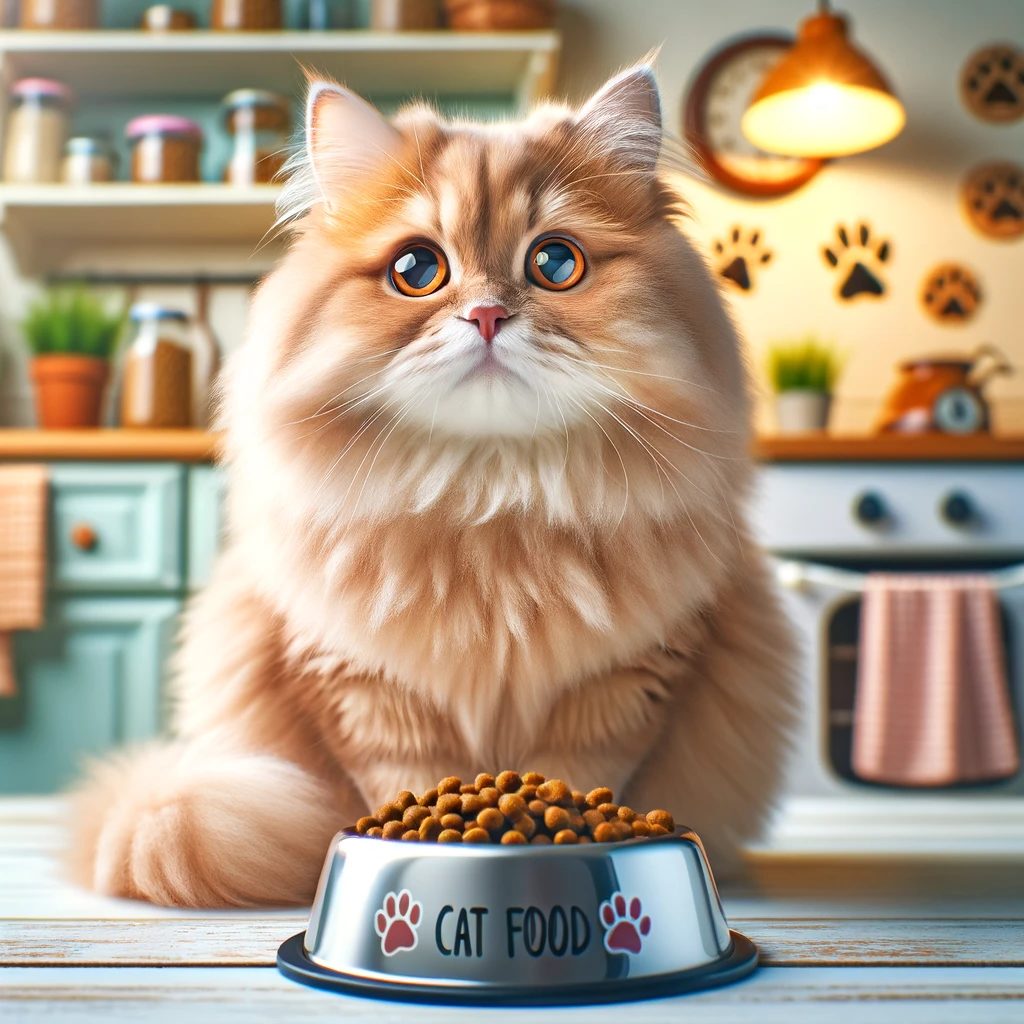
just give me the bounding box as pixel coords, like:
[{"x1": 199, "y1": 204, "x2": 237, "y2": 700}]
[{"x1": 521, "y1": 668, "x2": 671, "y2": 798}]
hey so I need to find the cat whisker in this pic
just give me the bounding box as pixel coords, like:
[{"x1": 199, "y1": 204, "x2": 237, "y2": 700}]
[{"x1": 563, "y1": 394, "x2": 630, "y2": 529}]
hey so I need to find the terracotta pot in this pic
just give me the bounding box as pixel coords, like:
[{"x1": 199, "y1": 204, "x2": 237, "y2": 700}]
[
  {"x1": 30, "y1": 354, "x2": 109, "y2": 429},
  {"x1": 443, "y1": 0, "x2": 554, "y2": 30}
]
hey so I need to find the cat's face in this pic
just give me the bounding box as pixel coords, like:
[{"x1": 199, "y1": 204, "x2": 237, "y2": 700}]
[{"x1": 233, "y1": 68, "x2": 748, "y2": 523}]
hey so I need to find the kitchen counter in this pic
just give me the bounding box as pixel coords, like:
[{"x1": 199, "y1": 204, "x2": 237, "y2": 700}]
[
  {"x1": 3, "y1": 429, "x2": 1024, "y2": 464},
  {"x1": 2, "y1": 799, "x2": 1021, "y2": 1022}
]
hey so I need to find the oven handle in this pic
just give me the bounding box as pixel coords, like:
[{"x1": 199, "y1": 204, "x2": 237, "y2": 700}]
[{"x1": 775, "y1": 559, "x2": 1024, "y2": 592}]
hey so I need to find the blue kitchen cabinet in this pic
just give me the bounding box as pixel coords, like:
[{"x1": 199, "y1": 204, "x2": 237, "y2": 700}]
[
  {"x1": 0, "y1": 597, "x2": 179, "y2": 794},
  {"x1": 0, "y1": 460, "x2": 224, "y2": 794}
]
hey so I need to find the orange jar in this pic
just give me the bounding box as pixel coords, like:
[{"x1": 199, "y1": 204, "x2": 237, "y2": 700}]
[
  {"x1": 20, "y1": 0, "x2": 98, "y2": 29},
  {"x1": 211, "y1": 0, "x2": 282, "y2": 29}
]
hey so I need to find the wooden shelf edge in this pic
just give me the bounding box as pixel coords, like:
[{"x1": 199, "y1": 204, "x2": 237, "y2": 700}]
[
  {"x1": 754, "y1": 434, "x2": 1024, "y2": 462},
  {"x1": 0, "y1": 429, "x2": 221, "y2": 462}
]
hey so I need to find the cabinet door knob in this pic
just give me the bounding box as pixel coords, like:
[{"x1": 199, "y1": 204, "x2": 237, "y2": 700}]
[{"x1": 70, "y1": 523, "x2": 98, "y2": 551}]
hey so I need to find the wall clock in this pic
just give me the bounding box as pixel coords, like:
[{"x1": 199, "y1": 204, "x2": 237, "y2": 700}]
[{"x1": 684, "y1": 33, "x2": 824, "y2": 197}]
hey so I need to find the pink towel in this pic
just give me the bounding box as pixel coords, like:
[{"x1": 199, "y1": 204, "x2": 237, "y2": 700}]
[{"x1": 852, "y1": 573, "x2": 1019, "y2": 787}]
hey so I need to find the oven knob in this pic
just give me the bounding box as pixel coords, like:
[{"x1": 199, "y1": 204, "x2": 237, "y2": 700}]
[
  {"x1": 853, "y1": 491, "x2": 887, "y2": 526},
  {"x1": 940, "y1": 491, "x2": 974, "y2": 526}
]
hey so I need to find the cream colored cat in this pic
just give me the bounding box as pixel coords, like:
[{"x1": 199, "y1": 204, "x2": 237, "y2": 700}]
[{"x1": 69, "y1": 66, "x2": 795, "y2": 907}]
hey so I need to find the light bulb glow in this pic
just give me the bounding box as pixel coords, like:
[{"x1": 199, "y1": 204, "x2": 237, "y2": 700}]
[{"x1": 742, "y1": 82, "x2": 906, "y2": 158}]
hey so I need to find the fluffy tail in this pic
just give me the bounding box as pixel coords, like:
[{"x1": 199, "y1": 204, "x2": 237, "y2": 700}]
[{"x1": 67, "y1": 739, "x2": 349, "y2": 907}]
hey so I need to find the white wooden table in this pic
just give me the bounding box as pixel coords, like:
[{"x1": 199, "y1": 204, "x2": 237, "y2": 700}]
[{"x1": 2, "y1": 799, "x2": 1022, "y2": 1022}]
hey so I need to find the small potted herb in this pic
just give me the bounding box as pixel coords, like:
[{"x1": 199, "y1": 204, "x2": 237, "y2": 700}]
[
  {"x1": 23, "y1": 287, "x2": 124, "y2": 429},
  {"x1": 767, "y1": 337, "x2": 844, "y2": 433}
]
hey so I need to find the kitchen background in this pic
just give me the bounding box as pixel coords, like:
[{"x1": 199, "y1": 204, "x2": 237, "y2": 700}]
[
  {"x1": 0, "y1": 0, "x2": 1021, "y2": 432},
  {"x1": 0, "y1": 0, "x2": 1022, "y2": 864}
]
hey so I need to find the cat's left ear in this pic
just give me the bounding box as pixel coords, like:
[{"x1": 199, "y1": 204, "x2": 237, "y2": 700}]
[
  {"x1": 575, "y1": 65, "x2": 662, "y2": 173},
  {"x1": 305, "y1": 79, "x2": 403, "y2": 206}
]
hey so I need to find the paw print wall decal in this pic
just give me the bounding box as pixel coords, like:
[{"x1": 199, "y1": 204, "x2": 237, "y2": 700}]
[
  {"x1": 599, "y1": 892, "x2": 652, "y2": 955},
  {"x1": 920, "y1": 263, "x2": 982, "y2": 323},
  {"x1": 822, "y1": 223, "x2": 891, "y2": 301},
  {"x1": 960, "y1": 44, "x2": 1024, "y2": 123},
  {"x1": 712, "y1": 227, "x2": 773, "y2": 293},
  {"x1": 962, "y1": 161, "x2": 1024, "y2": 240},
  {"x1": 374, "y1": 889, "x2": 422, "y2": 956}
]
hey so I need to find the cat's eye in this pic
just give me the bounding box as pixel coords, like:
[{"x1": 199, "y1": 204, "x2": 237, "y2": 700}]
[
  {"x1": 526, "y1": 235, "x2": 586, "y2": 291},
  {"x1": 389, "y1": 243, "x2": 449, "y2": 297}
]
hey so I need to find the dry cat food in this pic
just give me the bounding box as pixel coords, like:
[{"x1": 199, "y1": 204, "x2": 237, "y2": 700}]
[{"x1": 354, "y1": 771, "x2": 676, "y2": 845}]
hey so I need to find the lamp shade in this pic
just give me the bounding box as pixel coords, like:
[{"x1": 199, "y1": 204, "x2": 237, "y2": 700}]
[{"x1": 740, "y1": 11, "x2": 905, "y2": 158}]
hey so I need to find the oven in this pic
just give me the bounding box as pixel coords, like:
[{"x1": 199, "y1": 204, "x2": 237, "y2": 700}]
[{"x1": 751, "y1": 462, "x2": 1024, "y2": 855}]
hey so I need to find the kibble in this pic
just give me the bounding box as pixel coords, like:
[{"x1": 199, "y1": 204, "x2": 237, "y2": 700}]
[
  {"x1": 357, "y1": 772, "x2": 676, "y2": 846},
  {"x1": 382, "y1": 820, "x2": 406, "y2": 840}
]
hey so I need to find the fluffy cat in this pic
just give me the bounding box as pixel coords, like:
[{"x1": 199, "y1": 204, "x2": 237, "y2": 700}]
[{"x1": 69, "y1": 66, "x2": 795, "y2": 907}]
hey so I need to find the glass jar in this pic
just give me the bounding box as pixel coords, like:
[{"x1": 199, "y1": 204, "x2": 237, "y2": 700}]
[
  {"x1": 211, "y1": 0, "x2": 282, "y2": 29},
  {"x1": 141, "y1": 5, "x2": 196, "y2": 30},
  {"x1": 120, "y1": 304, "x2": 193, "y2": 429},
  {"x1": 20, "y1": 0, "x2": 98, "y2": 29},
  {"x1": 222, "y1": 89, "x2": 290, "y2": 186},
  {"x1": 371, "y1": 0, "x2": 439, "y2": 30},
  {"x1": 125, "y1": 115, "x2": 202, "y2": 183},
  {"x1": 2, "y1": 78, "x2": 72, "y2": 184},
  {"x1": 61, "y1": 136, "x2": 115, "y2": 184}
]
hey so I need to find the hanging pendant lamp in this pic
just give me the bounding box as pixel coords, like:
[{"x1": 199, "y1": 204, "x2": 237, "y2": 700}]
[{"x1": 741, "y1": 0, "x2": 906, "y2": 158}]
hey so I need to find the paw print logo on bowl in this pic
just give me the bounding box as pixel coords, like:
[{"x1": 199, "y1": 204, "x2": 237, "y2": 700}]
[
  {"x1": 960, "y1": 44, "x2": 1024, "y2": 124},
  {"x1": 920, "y1": 263, "x2": 982, "y2": 323},
  {"x1": 712, "y1": 227, "x2": 773, "y2": 293},
  {"x1": 822, "y1": 222, "x2": 891, "y2": 301},
  {"x1": 962, "y1": 161, "x2": 1024, "y2": 240},
  {"x1": 599, "y1": 892, "x2": 651, "y2": 955},
  {"x1": 374, "y1": 889, "x2": 422, "y2": 956}
]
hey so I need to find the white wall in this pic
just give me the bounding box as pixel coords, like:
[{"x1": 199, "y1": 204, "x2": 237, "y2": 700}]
[
  {"x1": 557, "y1": 0, "x2": 1024, "y2": 432},
  {"x1": 2, "y1": 1, "x2": 1021, "y2": 432}
]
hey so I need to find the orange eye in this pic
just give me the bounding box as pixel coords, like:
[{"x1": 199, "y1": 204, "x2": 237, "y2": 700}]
[
  {"x1": 389, "y1": 243, "x2": 449, "y2": 297},
  {"x1": 526, "y1": 235, "x2": 586, "y2": 291}
]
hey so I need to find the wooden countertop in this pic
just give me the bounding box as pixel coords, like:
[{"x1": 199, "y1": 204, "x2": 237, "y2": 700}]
[
  {"x1": 1, "y1": 429, "x2": 1023, "y2": 464},
  {"x1": 3, "y1": 799, "x2": 1022, "y2": 1021}
]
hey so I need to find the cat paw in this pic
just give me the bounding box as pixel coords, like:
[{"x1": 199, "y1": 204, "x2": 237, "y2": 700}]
[
  {"x1": 713, "y1": 226, "x2": 772, "y2": 293},
  {"x1": 375, "y1": 889, "x2": 423, "y2": 956},
  {"x1": 920, "y1": 263, "x2": 982, "y2": 323},
  {"x1": 822, "y1": 222, "x2": 890, "y2": 300},
  {"x1": 599, "y1": 892, "x2": 651, "y2": 955}
]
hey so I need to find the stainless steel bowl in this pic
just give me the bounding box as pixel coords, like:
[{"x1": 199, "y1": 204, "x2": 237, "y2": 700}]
[{"x1": 277, "y1": 826, "x2": 757, "y2": 1004}]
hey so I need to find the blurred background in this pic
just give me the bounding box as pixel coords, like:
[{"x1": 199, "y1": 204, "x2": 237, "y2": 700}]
[{"x1": 0, "y1": 0, "x2": 1022, "y2": 873}]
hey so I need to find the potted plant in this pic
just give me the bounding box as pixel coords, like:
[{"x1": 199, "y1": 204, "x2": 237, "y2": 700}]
[
  {"x1": 766, "y1": 337, "x2": 844, "y2": 433},
  {"x1": 23, "y1": 287, "x2": 123, "y2": 429}
]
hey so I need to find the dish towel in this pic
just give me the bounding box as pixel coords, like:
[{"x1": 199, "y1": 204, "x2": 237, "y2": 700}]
[
  {"x1": 0, "y1": 465, "x2": 48, "y2": 698},
  {"x1": 852, "y1": 573, "x2": 1020, "y2": 787}
]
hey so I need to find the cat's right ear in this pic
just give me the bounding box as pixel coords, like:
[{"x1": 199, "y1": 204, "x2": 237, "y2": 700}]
[{"x1": 305, "y1": 80, "x2": 402, "y2": 206}]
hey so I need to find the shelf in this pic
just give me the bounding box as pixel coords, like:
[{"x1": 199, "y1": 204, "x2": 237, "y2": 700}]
[
  {"x1": 0, "y1": 429, "x2": 220, "y2": 462},
  {"x1": 0, "y1": 30, "x2": 560, "y2": 102},
  {"x1": 754, "y1": 434, "x2": 1024, "y2": 462},
  {"x1": 0, "y1": 184, "x2": 281, "y2": 276}
]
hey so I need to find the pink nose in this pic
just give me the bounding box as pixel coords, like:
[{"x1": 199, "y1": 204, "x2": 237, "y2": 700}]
[{"x1": 465, "y1": 304, "x2": 509, "y2": 343}]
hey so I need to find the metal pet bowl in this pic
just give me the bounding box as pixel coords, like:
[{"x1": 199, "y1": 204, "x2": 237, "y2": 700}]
[{"x1": 277, "y1": 825, "x2": 757, "y2": 1005}]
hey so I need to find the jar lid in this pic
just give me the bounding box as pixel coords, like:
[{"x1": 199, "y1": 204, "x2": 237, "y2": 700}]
[
  {"x1": 65, "y1": 136, "x2": 113, "y2": 157},
  {"x1": 130, "y1": 302, "x2": 189, "y2": 323},
  {"x1": 125, "y1": 114, "x2": 203, "y2": 141},
  {"x1": 12, "y1": 77, "x2": 73, "y2": 103},
  {"x1": 222, "y1": 88, "x2": 291, "y2": 112}
]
